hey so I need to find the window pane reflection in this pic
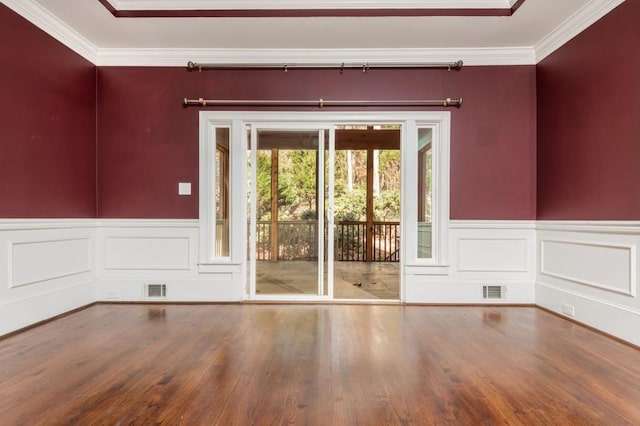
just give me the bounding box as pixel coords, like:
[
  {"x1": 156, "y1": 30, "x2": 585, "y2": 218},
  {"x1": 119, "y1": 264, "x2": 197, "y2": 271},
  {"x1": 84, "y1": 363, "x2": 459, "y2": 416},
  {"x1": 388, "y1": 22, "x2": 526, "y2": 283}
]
[{"x1": 417, "y1": 128, "x2": 432, "y2": 259}]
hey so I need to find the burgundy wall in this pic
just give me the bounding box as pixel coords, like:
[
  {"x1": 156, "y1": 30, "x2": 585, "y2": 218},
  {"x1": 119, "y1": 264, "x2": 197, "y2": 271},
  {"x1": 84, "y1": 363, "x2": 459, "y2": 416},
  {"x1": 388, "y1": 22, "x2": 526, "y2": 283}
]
[
  {"x1": 537, "y1": 0, "x2": 640, "y2": 220},
  {"x1": 98, "y1": 65, "x2": 536, "y2": 219},
  {"x1": 0, "y1": 5, "x2": 96, "y2": 218}
]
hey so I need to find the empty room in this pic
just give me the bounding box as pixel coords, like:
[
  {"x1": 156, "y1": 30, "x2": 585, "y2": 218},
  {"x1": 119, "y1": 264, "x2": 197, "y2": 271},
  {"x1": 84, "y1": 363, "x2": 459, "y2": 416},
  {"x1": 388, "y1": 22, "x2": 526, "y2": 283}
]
[{"x1": 1, "y1": 0, "x2": 639, "y2": 424}]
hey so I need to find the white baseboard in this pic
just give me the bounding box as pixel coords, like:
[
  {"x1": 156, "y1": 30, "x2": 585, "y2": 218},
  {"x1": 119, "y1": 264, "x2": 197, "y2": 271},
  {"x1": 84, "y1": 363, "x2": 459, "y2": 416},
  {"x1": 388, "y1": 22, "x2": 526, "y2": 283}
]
[
  {"x1": 536, "y1": 282, "x2": 640, "y2": 346},
  {"x1": 405, "y1": 280, "x2": 534, "y2": 304},
  {"x1": 0, "y1": 280, "x2": 97, "y2": 336},
  {"x1": 97, "y1": 279, "x2": 243, "y2": 302}
]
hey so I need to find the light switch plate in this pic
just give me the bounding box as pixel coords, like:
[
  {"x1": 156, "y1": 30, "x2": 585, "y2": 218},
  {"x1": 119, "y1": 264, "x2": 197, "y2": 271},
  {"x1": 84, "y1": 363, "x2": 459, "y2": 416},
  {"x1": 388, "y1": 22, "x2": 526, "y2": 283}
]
[{"x1": 178, "y1": 182, "x2": 191, "y2": 195}]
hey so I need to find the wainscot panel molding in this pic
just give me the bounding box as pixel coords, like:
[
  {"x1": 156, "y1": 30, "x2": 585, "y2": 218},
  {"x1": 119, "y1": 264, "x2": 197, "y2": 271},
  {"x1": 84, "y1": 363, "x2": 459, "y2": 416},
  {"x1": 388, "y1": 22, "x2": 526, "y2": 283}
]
[
  {"x1": 0, "y1": 220, "x2": 97, "y2": 336},
  {"x1": 405, "y1": 221, "x2": 536, "y2": 304},
  {"x1": 536, "y1": 221, "x2": 640, "y2": 346},
  {"x1": 541, "y1": 239, "x2": 635, "y2": 297},
  {"x1": 10, "y1": 238, "x2": 92, "y2": 288},
  {"x1": 97, "y1": 220, "x2": 199, "y2": 279},
  {"x1": 95, "y1": 219, "x2": 243, "y2": 302},
  {"x1": 3, "y1": 218, "x2": 639, "y2": 345},
  {"x1": 457, "y1": 238, "x2": 528, "y2": 272},
  {"x1": 104, "y1": 237, "x2": 191, "y2": 271}
]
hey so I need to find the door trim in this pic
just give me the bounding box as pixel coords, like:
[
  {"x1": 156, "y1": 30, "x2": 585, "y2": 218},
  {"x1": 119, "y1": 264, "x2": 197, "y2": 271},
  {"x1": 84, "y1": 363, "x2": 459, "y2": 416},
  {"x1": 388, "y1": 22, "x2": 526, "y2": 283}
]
[{"x1": 198, "y1": 110, "x2": 452, "y2": 303}]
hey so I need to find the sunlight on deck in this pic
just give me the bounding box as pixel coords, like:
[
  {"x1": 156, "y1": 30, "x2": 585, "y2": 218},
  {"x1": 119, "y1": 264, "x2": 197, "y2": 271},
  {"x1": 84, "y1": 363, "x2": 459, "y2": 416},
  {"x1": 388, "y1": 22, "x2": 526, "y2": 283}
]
[{"x1": 256, "y1": 261, "x2": 399, "y2": 299}]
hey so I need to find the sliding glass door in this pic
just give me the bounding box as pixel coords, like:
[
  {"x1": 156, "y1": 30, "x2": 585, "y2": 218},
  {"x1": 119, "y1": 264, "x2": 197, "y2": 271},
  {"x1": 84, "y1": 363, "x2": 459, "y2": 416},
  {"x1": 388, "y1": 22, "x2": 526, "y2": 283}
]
[
  {"x1": 248, "y1": 125, "x2": 334, "y2": 299},
  {"x1": 200, "y1": 111, "x2": 451, "y2": 304}
]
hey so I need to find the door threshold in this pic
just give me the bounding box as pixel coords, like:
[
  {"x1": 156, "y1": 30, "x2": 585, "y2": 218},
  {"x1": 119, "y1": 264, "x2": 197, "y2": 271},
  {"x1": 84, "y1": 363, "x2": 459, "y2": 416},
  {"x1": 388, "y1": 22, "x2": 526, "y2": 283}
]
[{"x1": 245, "y1": 298, "x2": 401, "y2": 305}]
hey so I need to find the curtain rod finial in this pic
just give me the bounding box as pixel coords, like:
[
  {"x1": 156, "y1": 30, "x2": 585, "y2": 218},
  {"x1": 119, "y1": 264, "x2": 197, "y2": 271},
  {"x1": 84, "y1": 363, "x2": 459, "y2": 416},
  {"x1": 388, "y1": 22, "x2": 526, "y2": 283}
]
[{"x1": 187, "y1": 61, "x2": 202, "y2": 72}]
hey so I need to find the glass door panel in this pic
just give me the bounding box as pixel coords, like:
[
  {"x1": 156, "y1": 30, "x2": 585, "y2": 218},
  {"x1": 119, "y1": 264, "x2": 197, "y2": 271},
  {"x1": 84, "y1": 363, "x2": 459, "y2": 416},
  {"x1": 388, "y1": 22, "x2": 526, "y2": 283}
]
[
  {"x1": 250, "y1": 127, "x2": 331, "y2": 297},
  {"x1": 417, "y1": 128, "x2": 433, "y2": 259},
  {"x1": 332, "y1": 126, "x2": 401, "y2": 300}
]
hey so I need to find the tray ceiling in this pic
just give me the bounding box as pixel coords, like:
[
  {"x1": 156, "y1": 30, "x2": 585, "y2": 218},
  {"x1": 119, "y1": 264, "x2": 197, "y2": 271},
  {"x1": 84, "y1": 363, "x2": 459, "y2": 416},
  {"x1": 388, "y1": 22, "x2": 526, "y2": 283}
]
[
  {"x1": 3, "y1": 0, "x2": 624, "y2": 66},
  {"x1": 99, "y1": 0, "x2": 524, "y2": 17}
]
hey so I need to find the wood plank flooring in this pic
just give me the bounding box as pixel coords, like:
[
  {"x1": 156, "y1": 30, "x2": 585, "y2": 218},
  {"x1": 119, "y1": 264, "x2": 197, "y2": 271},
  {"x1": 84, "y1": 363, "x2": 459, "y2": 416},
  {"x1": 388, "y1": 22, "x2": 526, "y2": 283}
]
[{"x1": 0, "y1": 304, "x2": 638, "y2": 425}]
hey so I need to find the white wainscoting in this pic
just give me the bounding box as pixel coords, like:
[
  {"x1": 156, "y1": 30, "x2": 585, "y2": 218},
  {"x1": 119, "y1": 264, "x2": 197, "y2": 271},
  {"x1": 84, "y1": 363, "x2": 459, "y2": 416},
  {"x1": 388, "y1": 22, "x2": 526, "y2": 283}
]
[
  {"x1": 405, "y1": 221, "x2": 536, "y2": 304},
  {"x1": 10, "y1": 238, "x2": 92, "y2": 288},
  {"x1": 4, "y1": 218, "x2": 639, "y2": 346},
  {"x1": 541, "y1": 239, "x2": 635, "y2": 296},
  {"x1": 105, "y1": 236, "x2": 191, "y2": 271},
  {"x1": 95, "y1": 220, "x2": 243, "y2": 302},
  {"x1": 458, "y1": 238, "x2": 528, "y2": 272},
  {"x1": 0, "y1": 220, "x2": 97, "y2": 336},
  {"x1": 536, "y1": 221, "x2": 640, "y2": 346}
]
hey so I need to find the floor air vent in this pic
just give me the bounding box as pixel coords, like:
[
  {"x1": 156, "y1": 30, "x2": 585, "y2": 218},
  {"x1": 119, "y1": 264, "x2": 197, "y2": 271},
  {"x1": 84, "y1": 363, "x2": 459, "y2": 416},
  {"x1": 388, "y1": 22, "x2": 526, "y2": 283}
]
[
  {"x1": 146, "y1": 284, "x2": 167, "y2": 299},
  {"x1": 483, "y1": 285, "x2": 505, "y2": 300}
]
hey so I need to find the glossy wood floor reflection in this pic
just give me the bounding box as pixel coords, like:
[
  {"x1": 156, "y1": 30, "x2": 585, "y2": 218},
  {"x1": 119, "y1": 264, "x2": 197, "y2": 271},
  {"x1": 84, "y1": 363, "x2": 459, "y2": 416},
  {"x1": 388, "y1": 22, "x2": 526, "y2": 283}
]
[{"x1": 1, "y1": 305, "x2": 639, "y2": 425}]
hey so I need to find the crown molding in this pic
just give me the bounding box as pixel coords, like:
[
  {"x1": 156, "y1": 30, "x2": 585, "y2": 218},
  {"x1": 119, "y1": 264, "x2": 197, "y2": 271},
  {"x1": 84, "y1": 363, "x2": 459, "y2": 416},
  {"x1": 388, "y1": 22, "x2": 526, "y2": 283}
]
[
  {"x1": 96, "y1": 47, "x2": 536, "y2": 67},
  {"x1": 535, "y1": 0, "x2": 625, "y2": 63},
  {"x1": 106, "y1": 0, "x2": 518, "y2": 11},
  {"x1": 2, "y1": 0, "x2": 98, "y2": 63},
  {"x1": 4, "y1": 0, "x2": 622, "y2": 67}
]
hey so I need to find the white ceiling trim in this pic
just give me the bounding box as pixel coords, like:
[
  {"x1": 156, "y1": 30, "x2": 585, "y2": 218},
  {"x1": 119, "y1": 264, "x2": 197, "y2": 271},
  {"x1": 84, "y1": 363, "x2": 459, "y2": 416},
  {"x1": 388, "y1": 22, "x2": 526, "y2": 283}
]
[
  {"x1": 96, "y1": 47, "x2": 536, "y2": 67},
  {"x1": 2, "y1": 0, "x2": 98, "y2": 63},
  {"x1": 107, "y1": 0, "x2": 518, "y2": 11},
  {"x1": 535, "y1": 0, "x2": 625, "y2": 62},
  {"x1": 3, "y1": 0, "x2": 624, "y2": 67}
]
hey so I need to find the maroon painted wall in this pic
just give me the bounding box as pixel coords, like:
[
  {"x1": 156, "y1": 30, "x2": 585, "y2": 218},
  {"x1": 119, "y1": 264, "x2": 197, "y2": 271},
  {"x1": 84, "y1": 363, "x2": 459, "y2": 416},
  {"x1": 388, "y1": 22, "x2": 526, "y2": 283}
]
[
  {"x1": 97, "y1": 65, "x2": 536, "y2": 219},
  {"x1": 0, "y1": 5, "x2": 96, "y2": 218},
  {"x1": 537, "y1": 1, "x2": 640, "y2": 220}
]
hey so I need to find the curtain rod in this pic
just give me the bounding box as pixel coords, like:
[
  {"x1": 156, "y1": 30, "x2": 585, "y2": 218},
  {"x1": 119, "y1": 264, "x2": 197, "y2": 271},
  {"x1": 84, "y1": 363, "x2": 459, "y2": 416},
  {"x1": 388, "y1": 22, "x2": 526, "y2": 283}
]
[
  {"x1": 187, "y1": 60, "x2": 463, "y2": 72},
  {"x1": 183, "y1": 98, "x2": 463, "y2": 108}
]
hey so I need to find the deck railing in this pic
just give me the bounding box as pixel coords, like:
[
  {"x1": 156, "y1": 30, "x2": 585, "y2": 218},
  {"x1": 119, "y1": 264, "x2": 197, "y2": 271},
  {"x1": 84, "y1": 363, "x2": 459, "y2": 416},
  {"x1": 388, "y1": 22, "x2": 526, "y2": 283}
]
[
  {"x1": 373, "y1": 221, "x2": 400, "y2": 262},
  {"x1": 253, "y1": 220, "x2": 400, "y2": 262}
]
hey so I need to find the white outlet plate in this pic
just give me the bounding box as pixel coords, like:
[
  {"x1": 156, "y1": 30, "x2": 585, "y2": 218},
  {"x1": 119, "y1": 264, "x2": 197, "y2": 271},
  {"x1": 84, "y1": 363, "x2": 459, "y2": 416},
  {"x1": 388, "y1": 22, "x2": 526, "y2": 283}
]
[
  {"x1": 562, "y1": 304, "x2": 575, "y2": 317},
  {"x1": 178, "y1": 182, "x2": 191, "y2": 195}
]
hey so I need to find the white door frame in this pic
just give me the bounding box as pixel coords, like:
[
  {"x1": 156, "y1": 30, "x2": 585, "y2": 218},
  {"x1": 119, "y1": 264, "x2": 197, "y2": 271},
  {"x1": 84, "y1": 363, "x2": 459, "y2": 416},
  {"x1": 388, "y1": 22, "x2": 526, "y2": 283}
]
[{"x1": 198, "y1": 110, "x2": 451, "y2": 303}]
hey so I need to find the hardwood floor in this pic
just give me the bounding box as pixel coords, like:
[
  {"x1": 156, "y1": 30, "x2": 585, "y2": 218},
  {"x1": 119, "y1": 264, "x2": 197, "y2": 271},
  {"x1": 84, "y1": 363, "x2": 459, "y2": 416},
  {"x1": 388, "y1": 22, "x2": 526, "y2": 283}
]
[{"x1": 0, "y1": 304, "x2": 638, "y2": 425}]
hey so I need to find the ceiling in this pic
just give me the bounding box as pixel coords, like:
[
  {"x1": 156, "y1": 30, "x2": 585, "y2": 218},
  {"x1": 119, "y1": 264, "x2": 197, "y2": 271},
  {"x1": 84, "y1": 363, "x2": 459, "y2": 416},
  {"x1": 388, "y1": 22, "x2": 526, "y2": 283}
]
[{"x1": 2, "y1": 0, "x2": 625, "y2": 65}]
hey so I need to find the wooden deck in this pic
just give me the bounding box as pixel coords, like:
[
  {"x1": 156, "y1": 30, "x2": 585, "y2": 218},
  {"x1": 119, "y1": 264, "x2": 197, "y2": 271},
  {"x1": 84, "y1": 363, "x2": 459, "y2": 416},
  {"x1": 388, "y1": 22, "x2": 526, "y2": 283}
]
[
  {"x1": 0, "y1": 304, "x2": 638, "y2": 424},
  {"x1": 256, "y1": 260, "x2": 399, "y2": 299}
]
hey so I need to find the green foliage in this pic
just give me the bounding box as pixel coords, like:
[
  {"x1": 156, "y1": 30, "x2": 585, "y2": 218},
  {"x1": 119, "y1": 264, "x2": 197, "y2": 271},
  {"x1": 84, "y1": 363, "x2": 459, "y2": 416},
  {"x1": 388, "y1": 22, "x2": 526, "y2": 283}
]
[
  {"x1": 378, "y1": 150, "x2": 401, "y2": 191},
  {"x1": 254, "y1": 151, "x2": 298, "y2": 221},
  {"x1": 255, "y1": 153, "x2": 272, "y2": 221},
  {"x1": 300, "y1": 209, "x2": 317, "y2": 220},
  {"x1": 375, "y1": 189, "x2": 400, "y2": 221},
  {"x1": 334, "y1": 188, "x2": 366, "y2": 221},
  {"x1": 253, "y1": 147, "x2": 401, "y2": 223},
  {"x1": 285, "y1": 150, "x2": 317, "y2": 212}
]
